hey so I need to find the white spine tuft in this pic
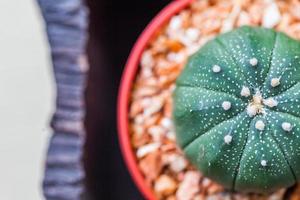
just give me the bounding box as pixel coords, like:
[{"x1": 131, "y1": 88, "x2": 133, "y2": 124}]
[
  {"x1": 224, "y1": 134, "x2": 232, "y2": 144},
  {"x1": 271, "y1": 78, "x2": 280, "y2": 87},
  {"x1": 261, "y1": 160, "x2": 267, "y2": 167},
  {"x1": 263, "y1": 97, "x2": 278, "y2": 108},
  {"x1": 255, "y1": 120, "x2": 265, "y2": 131},
  {"x1": 249, "y1": 58, "x2": 258, "y2": 66},
  {"x1": 222, "y1": 101, "x2": 231, "y2": 110},
  {"x1": 241, "y1": 86, "x2": 251, "y2": 97},
  {"x1": 247, "y1": 105, "x2": 257, "y2": 117},
  {"x1": 212, "y1": 65, "x2": 221, "y2": 73},
  {"x1": 282, "y1": 122, "x2": 293, "y2": 132}
]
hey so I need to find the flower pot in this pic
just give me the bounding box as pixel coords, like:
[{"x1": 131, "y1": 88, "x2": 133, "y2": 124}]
[
  {"x1": 117, "y1": 0, "x2": 193, "y2": 199},
  {"x1": 117, "y1": 0, "x2": 300, "y2": 199}
]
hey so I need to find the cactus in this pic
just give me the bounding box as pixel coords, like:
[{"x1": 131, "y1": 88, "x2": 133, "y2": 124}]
[{"x1": 173, "y1": 26, "x2": 300, "y2": 193}]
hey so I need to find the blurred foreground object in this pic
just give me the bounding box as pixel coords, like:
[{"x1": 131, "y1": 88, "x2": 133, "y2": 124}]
[{"x1": 37, "y1": 0, "x2": 89, "y2": 199}]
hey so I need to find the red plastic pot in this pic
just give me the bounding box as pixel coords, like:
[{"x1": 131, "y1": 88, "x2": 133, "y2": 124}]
[{"x1": 117, "y1": 0, "x2": 194, "y2": 199}]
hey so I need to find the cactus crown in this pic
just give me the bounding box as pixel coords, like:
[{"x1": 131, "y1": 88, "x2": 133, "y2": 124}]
[{"x1": 173, "y1": 26, "x2": 300, "y2": 193}]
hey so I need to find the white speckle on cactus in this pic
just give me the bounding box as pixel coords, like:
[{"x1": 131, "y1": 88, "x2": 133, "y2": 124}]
[
  {"x1": 247, "y1": 105, "x2": 257, "y2": 117},
  {"x1": 249, "y1": 58, "x2": 258, "y2": 66},
  {"x1": 224, "y1": 134, "x2": 232, "y2": 144},
  {"x1": 212, "y1": 65, "x2": 221, "y2": 73},
  {"x1": 263, "y1": 97, "x2": 278, "y2": 108},
  {"x1": 282, "y1": 122, "x2": 293, "y2": 132},
  {"x1": 240, "y1": 86, "x2": 251, "y2": 97},
  {"x1": 255, "y1": 120, "x2": 265, "y2": 131},
  {"x1": 222, "y1": 101, "x2": 231, "y2": 110},
  {"x1": 261, "y1": 160, "x2": 267, "y2": 167},
  {"x1": 271, "y1": 78, "x2": 280, "y2": 87}
]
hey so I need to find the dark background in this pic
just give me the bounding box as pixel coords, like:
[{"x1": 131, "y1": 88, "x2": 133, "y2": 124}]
[{"x1": 84, "y1": 0, "x2": 171, "y2": 199}]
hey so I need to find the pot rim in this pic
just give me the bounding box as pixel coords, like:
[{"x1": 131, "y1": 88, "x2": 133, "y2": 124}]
[{"x1": 117, "y1": 0, "x2": 194, "y2": 199}]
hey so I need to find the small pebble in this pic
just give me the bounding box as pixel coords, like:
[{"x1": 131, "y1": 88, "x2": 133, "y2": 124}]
[
  {"x1": 187, "y1": 44, "x2": 201, "y2": 55},
  {"x1": 148, "y1": 126, "x2": 165, "y2": 142},
  {"x1": 185, "y1": 28, "x2": 200, "y2": 42},
  {"x1": 169, "y1": 155, "x2": 188, "y2": 173},
  {"x1": 262, "y1": 2, "x2": 281, "y2": 28},
  {"x1": 136, "y1": 143, "x2": 160, "y2": 158},
  {"x1": 202, "y1": 178, "x2": 212, "y2": 188},
  {"x1": 160, "y1": 117, "x2": 174, "y2": 130},
  {"x1": 154, "y1": 175, "x2": 177, "y2": 196},
  {"x1": 141, "y1": 50, "x2": 154, "y2": 68},
  {"x1": 169, "y1": 15, "x2": 182, "y2": 31},
  {"x1": 167, "y1": 52, "x2": 185, "y2": 63},
  {"x1": 166, "y1": 131, "x2": 176, "y2": 141},
  {"x1": 144, "y1": 97, "x2": 164, "y2": 117},
  {"x1": 176, "y1": 171, "x2": 201, "y2": 200}
]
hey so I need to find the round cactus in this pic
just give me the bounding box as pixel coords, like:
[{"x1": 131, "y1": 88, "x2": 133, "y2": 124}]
[{"x1": 173, "y1": 26, "x2": 300, "y2": 193}]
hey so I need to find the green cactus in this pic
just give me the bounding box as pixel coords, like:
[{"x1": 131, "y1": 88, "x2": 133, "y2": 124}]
[{"x1": 173, "y1": 26, "x2": 300, "y2": 193}]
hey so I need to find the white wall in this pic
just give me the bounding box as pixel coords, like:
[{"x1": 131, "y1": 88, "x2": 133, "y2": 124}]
[{"x1": 0, "y1": 0, "x2": 54, "y2": 199}]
